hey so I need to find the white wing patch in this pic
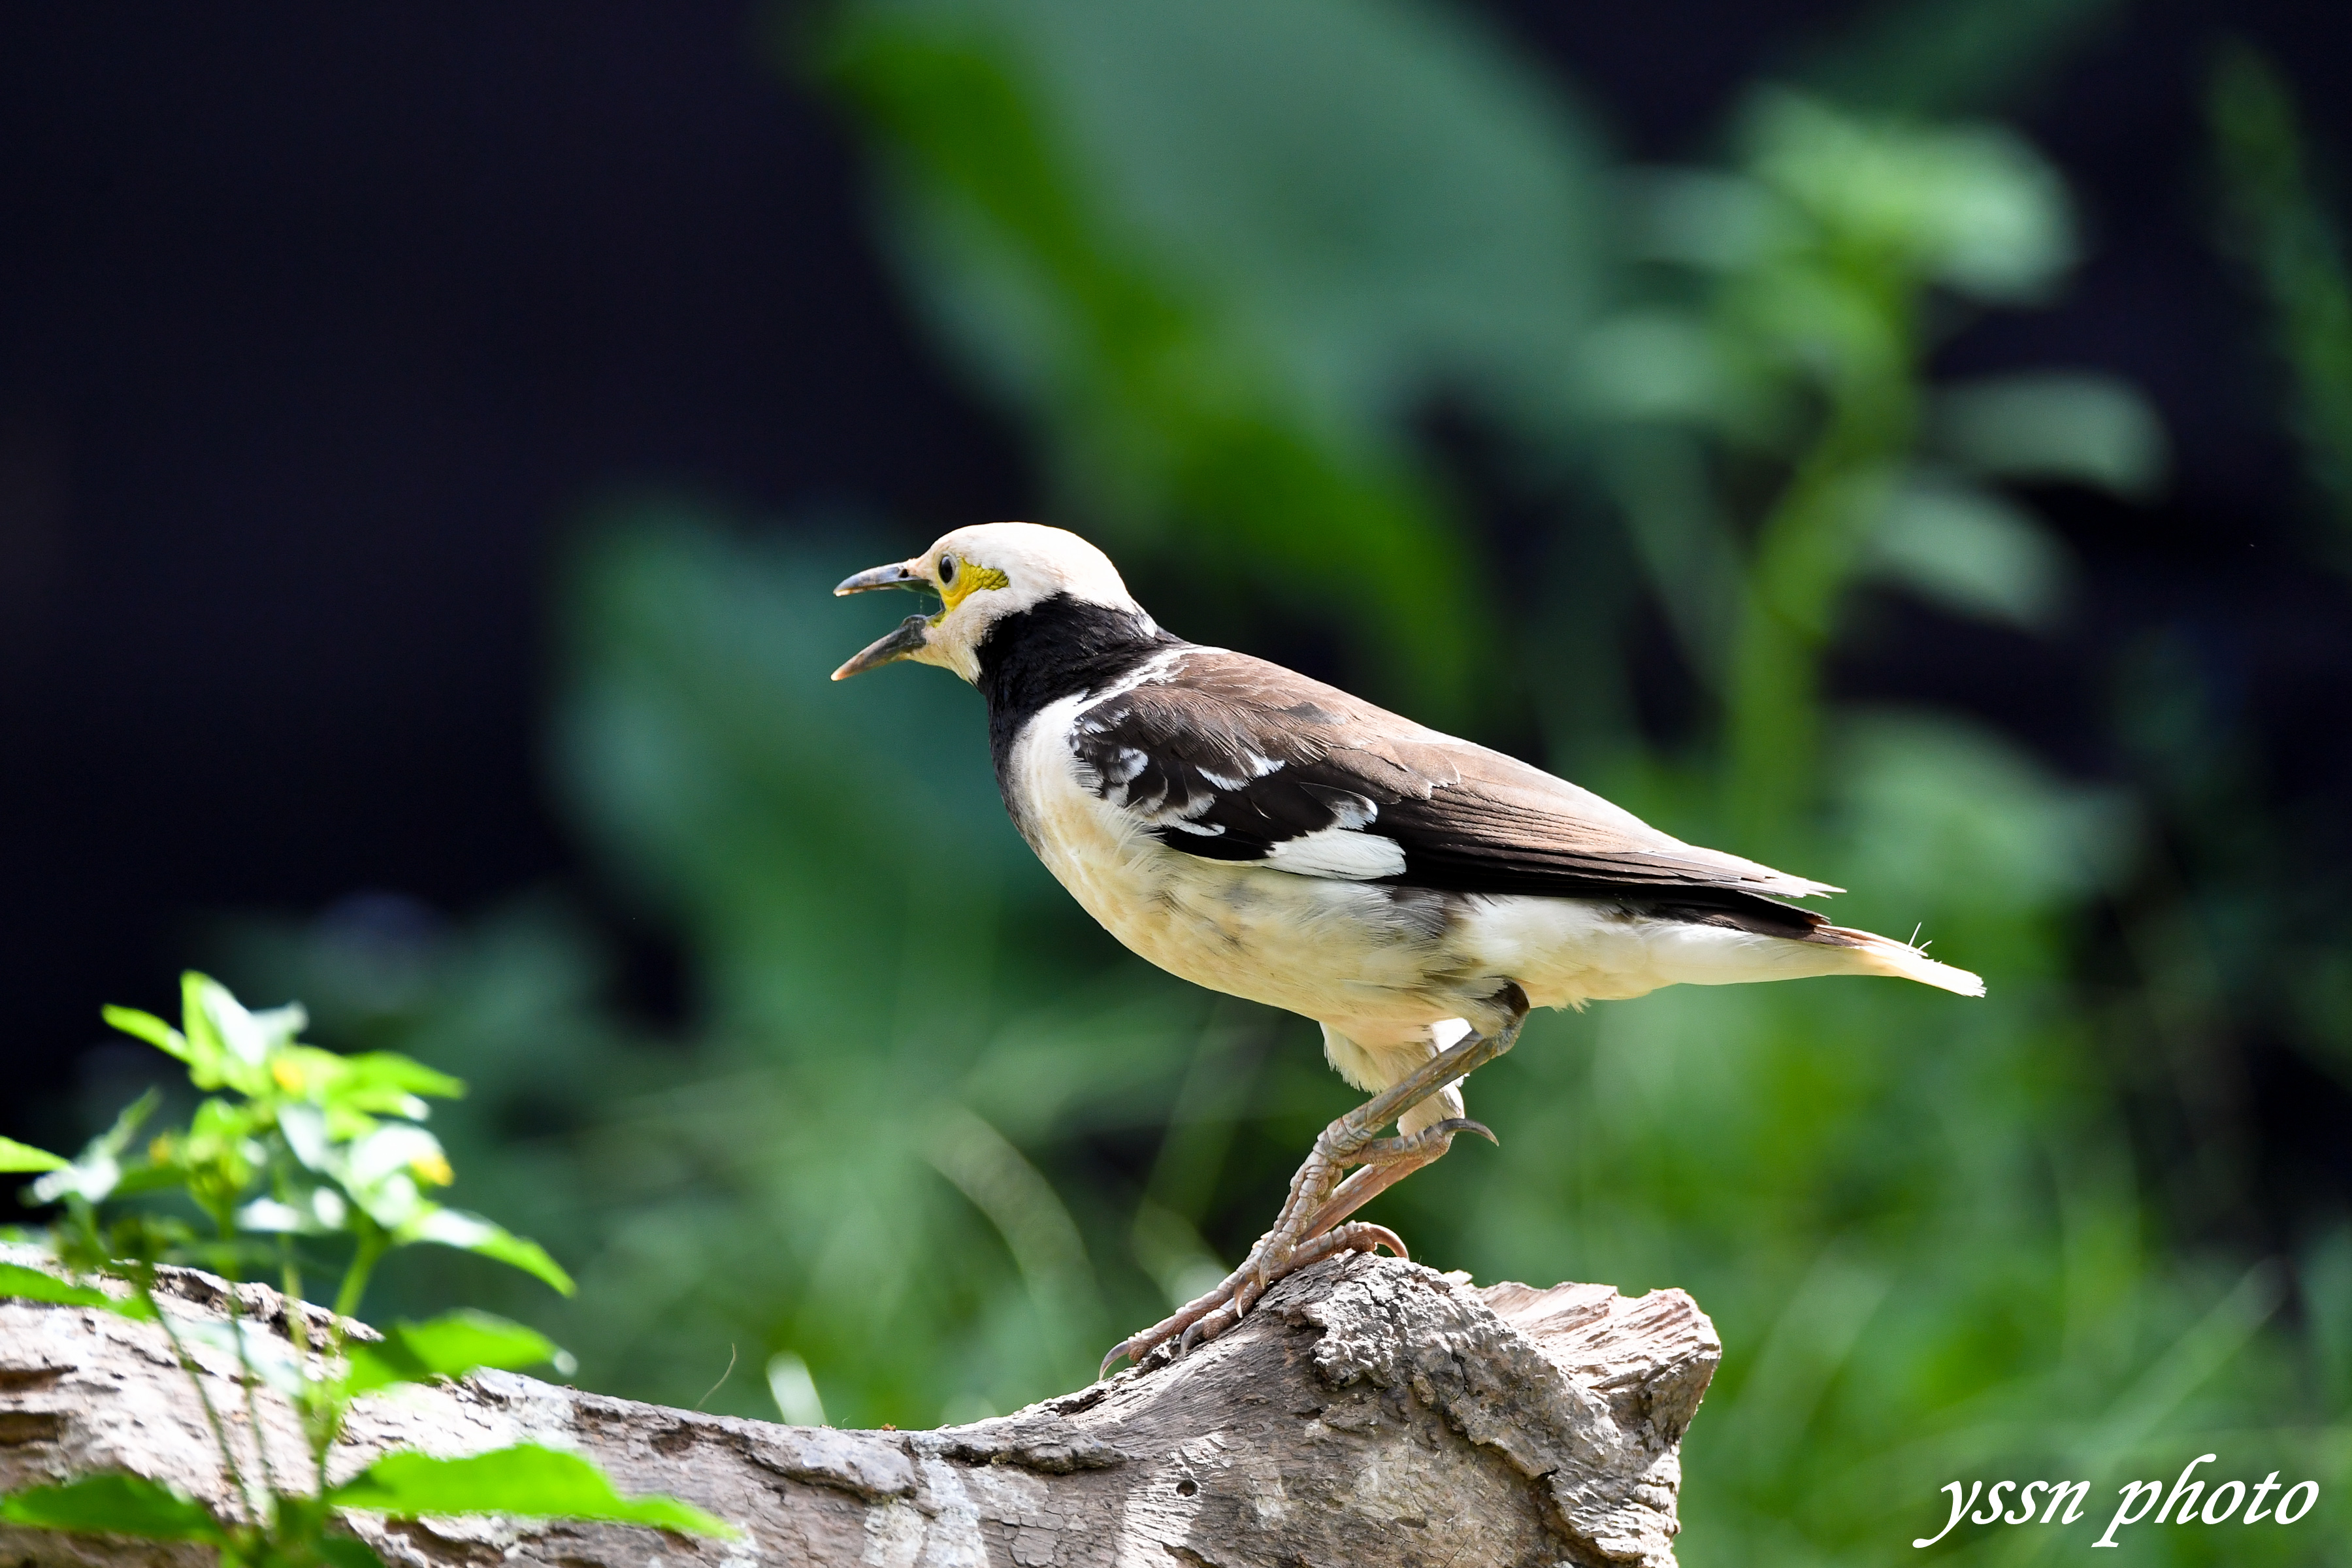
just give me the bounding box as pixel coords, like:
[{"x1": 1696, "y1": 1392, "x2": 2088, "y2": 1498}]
[
  {"x1": 1264, "y1": 826, "x2": 1408, "y2": 881},
  {"x1": 1100, "y1": 746, "x2": 1150, "y2": 787},
  {"x1": 1303, "y1": 785, "x2": 1379, "y2": 830}
]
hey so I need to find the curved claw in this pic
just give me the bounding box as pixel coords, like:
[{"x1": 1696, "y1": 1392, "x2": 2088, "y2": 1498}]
[
  {"x1": 1284, "y1": 1222, "x2": 1408, "y2": 1271},
  {"x1": 1175, "y1": 1309, "x2": 1220, "y2": 1357},
  {"x1": 1322, "y1": 1221, "x2": 1408, "y2": 1260},
  {"x1": 1099, "y1": 1273, "x2": 1243, "y2": 1378},
  {"x1": 1433, "y1": 1117, "x2": 1497, "y2": 1147},
  {"x1": 1102, "y1": 1322, "x2": 1180, "y2": 1380}
]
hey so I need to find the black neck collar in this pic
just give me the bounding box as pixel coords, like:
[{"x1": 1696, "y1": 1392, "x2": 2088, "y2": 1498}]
[{"x1": 973, "y1": 591, "x2": 1181, "y2": 771}]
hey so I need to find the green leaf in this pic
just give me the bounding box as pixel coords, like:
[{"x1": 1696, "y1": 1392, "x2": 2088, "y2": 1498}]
[
  {"x1": 182, "y1": 972, "x2": 284, "y2": 1096},
  {"x1": 1865, "y1": 476, "x2": 2069, "y2": 629},
  {"x1": 1745, "y1": 91, "x2": 2074, "y2": 301},
  {"x1": 397, "y1": 1208, "x2": 576, "y2": 1296},
  {"x1": 279, "y1": 1103, "x2": 335, "y2": 1171},
  {"x1": 1933, "y1": 372, "x2": 2168, "y2": 498},
  {"x1": 265, "y1": 1047, "x2": 461, "y2": 1121},
  {"x1": 256, "y1": 1490, "x2": 372, "y2": 1562},
  {"x1": 344, "y1": 1310, "x2": 570, "y2": 1396},
  {"x1": 0, "y1": 1261, "x2": 152, "y2": 1316},
  {"x1": 101, "y1": 1004, "x2": 192, "y2": 1064},
  {"x1": 340, "y1": 1051, "x2": 466, "y2": 1103},
  {"x1": 0, "y1": 1473, "x2": 226, "y2": 1542},
  {"x1": 326, "y1": 1445, "x2": 734, "y2": 1535},
  {"x1": 342, "y1": 1123, "x2": 450, "y2": 1196},
  {"x1": 29, "y1": 1090, "x2": 160, "y2": 1206},
  {"x1": 314, "y1": 1535, "x2": 387, "y2": 1568},
  {"x1": 171, "y1": 975, "x2": 229, "y2": 1087},
  {"x1": 0, "y1": 1137, "x2": 66, "y2": 1173},
  {"x1": 235, "y1": 1198, "x2": 310, "y2": 1234},
  {"x1": 106, "y1": 1162, "x2": 193, "y2": 1200}
]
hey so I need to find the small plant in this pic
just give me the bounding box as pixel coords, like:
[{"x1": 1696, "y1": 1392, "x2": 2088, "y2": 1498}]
[{"x1": 0, "y1": 973, "x2": 731, "y2": 1565}]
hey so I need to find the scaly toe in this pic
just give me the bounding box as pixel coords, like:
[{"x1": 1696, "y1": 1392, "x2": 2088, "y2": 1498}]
[
  {"x1": 1177, "y1": 1304, "x2": 1233, "y2": 1356},
  {"x1": 1098, "y1": 1271, "x2": 1243, "y2": 1378},
  {"x1": 1173, "y1": 1223, "x2": 1407, "y2": 1354}
]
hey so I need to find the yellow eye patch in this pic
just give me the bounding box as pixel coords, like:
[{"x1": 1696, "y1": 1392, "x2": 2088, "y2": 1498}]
[{"x1": 936, "y1": 559, "x2": 1010, "y2": 617}]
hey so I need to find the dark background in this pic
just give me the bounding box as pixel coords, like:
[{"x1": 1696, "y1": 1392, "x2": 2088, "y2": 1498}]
[{"x1": 3, "y1": 0, "x2": 2347, "y2": 1154}]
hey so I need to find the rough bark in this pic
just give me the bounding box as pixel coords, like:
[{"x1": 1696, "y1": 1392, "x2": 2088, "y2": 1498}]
[{"x1": 0, "y1": 1250, "x2": 1720, "y2": 1568}]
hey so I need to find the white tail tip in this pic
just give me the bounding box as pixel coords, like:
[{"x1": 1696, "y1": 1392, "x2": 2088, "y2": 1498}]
[{"x1": 1831, "y1": 927, "x2": 1986, "y2": 997}]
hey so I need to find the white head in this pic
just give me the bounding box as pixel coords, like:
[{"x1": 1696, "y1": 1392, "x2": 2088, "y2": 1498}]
[{"x1": 830, "y1": 522, "x2": 1149, "y2": 683}]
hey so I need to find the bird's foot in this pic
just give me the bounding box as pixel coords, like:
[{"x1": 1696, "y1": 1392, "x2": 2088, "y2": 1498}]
[
  {"x1": 1097, "y1": 1220, "x2": 1407, "y2": 1379},
  {"x1": 1162, "y1": 1117, "x2": 1495, "y2": 1355},
  {"x1": 1173, "y1": 1221, "x2": 1405, "y2": 1355},
  {"x1": 1098, "y1": 1117, "x2": 1492, "y2": 1377},
  {"x1": 1099, "y1": 1069, "x2": 1518, "y2": 1378}
]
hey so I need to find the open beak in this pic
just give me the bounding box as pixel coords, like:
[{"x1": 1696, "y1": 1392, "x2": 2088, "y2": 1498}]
[
  {"x1": 831, "y1": 559, "x2": 936, "y2": 680},
  {"x1": 832, "y1": 615, "x2": 931, "y2": 681},
  {"x1": 834, "y1": 561, "x2": 928, "y2": 596}
]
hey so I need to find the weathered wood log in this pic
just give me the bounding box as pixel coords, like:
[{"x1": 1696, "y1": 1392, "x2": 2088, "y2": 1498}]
[{"x1": 0, "y1": 1250, "x2": 1719, "y2": 1567}]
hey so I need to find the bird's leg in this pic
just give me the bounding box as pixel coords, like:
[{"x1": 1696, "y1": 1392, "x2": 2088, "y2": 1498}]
[
  {"x1": 1296, "y1": 1117, "x2": 1494, "y2": 1243},
  {"x1": 1175, "y1": 1005, "x2": 1525, "y2": 1351},
  {"x1": 1162, "y1": 1149, "x2": 1460, "y2": 1357},
  {"x1": 1100, "y1": 988, "x2": 1528, "y2": 1377}
]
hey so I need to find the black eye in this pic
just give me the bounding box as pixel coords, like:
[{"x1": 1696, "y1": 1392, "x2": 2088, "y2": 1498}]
[{"x1": 938, "y1": 554, "x2": 957, "y2": 585}]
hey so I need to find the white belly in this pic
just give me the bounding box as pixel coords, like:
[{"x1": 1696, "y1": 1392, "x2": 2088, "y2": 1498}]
[{"x1": 1055, "y1": 831, "x2": 1461, "y2": 1033}]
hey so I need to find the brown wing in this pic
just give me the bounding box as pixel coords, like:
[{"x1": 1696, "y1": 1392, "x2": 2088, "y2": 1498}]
[{"x1": 1067, "y1": 648, "x2": 1838, "y2": 928}]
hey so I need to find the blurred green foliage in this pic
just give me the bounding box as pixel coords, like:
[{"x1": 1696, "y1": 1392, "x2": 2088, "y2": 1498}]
[
  {"x1": 820, "y1": 0, "x2": 1605, "y2": 723},
  {"x1": 2210, "y1": 42, "x2": 2352, "y2": 566},
  {"x1": 203, "y1": 2, "x2": 2346, "y2": 1563}
]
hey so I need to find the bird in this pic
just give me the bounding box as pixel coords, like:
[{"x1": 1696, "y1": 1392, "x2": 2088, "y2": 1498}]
[{"x1": 831, "y1": 521, "x2": 1982, "y2": 1374}]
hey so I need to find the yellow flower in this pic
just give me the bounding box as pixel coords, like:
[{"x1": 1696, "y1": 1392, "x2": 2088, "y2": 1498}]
[{"x1": 410, "y1": 1151, "x2": 455, "y2": 1187}]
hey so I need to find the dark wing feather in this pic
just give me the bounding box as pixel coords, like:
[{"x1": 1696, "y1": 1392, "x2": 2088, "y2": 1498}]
[{"x1": 1070, "y1": 649, "x2": 1838, "y2": 932}]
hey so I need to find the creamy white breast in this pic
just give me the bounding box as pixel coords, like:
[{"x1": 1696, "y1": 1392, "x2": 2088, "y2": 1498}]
[{"x1": 1007, "y1": 696, "x2": 1478, "y2": 1032}]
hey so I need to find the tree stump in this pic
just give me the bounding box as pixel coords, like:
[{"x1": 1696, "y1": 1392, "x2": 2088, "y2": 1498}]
[{"x1": 0, "y1": 1249, "x2": 1719, "y2": 1567}]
